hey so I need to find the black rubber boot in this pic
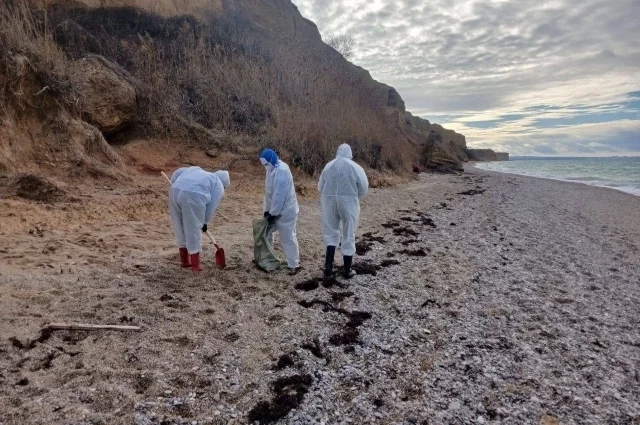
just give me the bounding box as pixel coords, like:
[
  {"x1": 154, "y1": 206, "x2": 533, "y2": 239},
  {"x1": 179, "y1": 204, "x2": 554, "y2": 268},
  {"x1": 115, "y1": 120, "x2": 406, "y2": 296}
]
[
  {"x1": 343, "y1": 255, "x2": 355, "y2": 279},
  {"x1": 324, "y1": 246, "x2": 336, "y2": 277}
]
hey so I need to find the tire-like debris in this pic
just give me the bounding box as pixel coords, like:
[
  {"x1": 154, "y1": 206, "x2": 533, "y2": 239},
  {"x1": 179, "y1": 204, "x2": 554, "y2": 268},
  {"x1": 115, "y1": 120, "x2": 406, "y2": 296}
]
[{"x1": 247, "y1": 374, "x2": 313, "y2": 424}]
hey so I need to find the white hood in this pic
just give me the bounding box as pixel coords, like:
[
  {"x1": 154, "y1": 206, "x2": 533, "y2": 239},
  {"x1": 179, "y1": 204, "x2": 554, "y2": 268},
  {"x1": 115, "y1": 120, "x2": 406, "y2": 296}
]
[
  {"x1": 336, "y1": 143, "x2": 353, "y2": 159},
  {"x1": 214, "y1": 170, "x2": 230, "y2": 189}
]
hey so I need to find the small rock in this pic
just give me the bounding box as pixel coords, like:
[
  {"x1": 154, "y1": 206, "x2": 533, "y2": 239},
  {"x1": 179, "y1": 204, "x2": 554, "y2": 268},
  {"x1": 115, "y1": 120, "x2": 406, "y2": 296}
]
[
  {"x1": 448, "y1": 401, "x2": 461, "y2": 411},
  {"x1": 407, "y1": 415, "x2": 418, "y2": 424},
  {"x1": 540, "y1": 415, "x2": 559, "y2": 425},
  {"x1": 477, "y1": 416, "x2": 485, "y2": 424}
]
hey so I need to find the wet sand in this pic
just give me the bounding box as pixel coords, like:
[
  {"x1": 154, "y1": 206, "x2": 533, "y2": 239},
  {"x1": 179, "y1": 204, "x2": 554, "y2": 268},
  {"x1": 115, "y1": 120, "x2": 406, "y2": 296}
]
[{"x1": 1, "y1": 166, "x2": 639, "y2": 424}]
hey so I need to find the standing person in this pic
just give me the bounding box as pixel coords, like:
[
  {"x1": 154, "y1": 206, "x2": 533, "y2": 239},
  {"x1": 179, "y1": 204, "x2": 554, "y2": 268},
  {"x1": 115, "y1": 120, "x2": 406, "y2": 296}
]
[
  {"x1": 318, "y1": 144, "x2": 369, "y2": 278},
  {"x1": 260, "y1": 148, "x2": 301, "y2": 275},
  {"x1": 169, "y1": 166, "x2": 230, "y2": 272}
]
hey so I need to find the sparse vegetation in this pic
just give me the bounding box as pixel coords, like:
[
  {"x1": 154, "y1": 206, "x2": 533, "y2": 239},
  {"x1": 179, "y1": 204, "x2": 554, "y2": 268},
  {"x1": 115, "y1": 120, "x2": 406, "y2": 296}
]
[
  {"x1": 0, "y1": 0, "x2": 412, "y2": 175},
  {"x1": 325, "y1": 32, "x2": 356, "y2": 60}
]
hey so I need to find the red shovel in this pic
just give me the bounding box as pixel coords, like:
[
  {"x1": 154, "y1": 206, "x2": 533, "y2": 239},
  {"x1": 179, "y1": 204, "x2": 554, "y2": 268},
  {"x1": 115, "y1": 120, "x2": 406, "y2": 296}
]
[{"x1": 161, "y1": 171, "x2": 227, "y2": 269}]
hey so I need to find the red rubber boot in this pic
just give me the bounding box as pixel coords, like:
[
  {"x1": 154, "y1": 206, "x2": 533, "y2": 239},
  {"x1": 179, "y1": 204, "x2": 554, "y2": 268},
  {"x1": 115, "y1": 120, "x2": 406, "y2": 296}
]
[
  {"x1": 190, "y1": 253, "x2": 203, "y2": 272},
  {"x1": 179, "y1": 248, "x2": 191, "y2": 268}
]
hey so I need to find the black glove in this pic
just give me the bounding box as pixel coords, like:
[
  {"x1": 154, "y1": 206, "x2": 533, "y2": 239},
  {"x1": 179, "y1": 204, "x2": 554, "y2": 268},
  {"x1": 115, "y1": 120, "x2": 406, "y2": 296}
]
[
  {"x1": 264, "y1": 211, "x2": 270, "y2": 218},
  {"x1": 201, "y1": 224, "x2": 208, "y2": 233},
  {"x1": 267, "y1": 214, "x2": 277, "y2": 225}
]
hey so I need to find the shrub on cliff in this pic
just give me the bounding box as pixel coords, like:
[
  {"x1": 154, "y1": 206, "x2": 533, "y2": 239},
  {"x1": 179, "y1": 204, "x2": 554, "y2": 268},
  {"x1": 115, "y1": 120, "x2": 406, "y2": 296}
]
[{"x1": 1, "y1": 0, "x2": 412, "y2": 176}]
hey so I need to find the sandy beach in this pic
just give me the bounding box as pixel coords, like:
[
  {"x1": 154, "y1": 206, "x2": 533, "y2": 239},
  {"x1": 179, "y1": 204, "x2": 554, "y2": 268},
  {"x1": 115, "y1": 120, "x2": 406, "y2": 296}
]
[{"x1": 1, "y1": 165, "x2": 639, "y2": 425}]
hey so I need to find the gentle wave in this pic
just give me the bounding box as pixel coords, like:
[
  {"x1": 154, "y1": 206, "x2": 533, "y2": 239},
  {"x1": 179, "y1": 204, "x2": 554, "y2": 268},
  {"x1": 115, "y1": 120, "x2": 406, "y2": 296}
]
[{"x1": 474, "y1": 157, "x2": 640, "y2": 197}]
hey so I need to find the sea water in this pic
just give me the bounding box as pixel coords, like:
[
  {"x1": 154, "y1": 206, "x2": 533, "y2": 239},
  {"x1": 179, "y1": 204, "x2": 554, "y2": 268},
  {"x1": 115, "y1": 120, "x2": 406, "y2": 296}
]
[{"x1": 474, "y1": 157, "x2": 640, "y2": 196}]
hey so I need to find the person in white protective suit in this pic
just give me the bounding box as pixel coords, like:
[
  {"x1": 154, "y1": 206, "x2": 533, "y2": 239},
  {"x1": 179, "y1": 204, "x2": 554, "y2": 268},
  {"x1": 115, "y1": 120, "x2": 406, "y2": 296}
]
[
  {"x1": 259, "y1": 148, "x2": 301, "y2": 275},
  {"x1": 169, "y1": 166, "x2": 230, "y2": 272},
  {"x1": 318, "y1": 144, "x2": 369, "y2": 278}
]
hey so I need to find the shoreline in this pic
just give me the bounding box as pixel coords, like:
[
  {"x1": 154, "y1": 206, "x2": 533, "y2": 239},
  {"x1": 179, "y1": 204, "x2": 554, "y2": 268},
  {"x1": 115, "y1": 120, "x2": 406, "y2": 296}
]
[
  {"x1": 1, "y1": 169, "x2": 639, "y2": 424},
  {"x1": 472, "y1": 162, "x2": 640, "y2": 197}
]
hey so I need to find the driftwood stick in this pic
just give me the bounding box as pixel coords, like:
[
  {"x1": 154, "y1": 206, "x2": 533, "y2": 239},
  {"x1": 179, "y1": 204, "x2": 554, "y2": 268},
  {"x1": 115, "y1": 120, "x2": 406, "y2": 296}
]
[{"x1": 44, "y1": 323, "x2": 141, "y2": 332}]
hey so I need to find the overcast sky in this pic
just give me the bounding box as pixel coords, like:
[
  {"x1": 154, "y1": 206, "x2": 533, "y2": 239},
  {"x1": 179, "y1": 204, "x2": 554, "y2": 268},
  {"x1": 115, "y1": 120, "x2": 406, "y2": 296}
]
[{"x1": 293, "y1": 0, "x2": 640, "y2": 156}]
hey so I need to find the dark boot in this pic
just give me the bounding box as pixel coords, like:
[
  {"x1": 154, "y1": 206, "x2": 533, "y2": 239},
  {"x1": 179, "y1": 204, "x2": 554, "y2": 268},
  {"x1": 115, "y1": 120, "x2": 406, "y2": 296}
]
[
  {"x1": 190, "y1": 253, "x2": 203, "y2": 272},
  {"x1": 179, "y1": 247, "x2": 191, "y2": 268},
  {"x1": 343, "y1": 255, "x2": 355, "y2": 279},
  {"x1": 324, "y1": 246, "x2": 336, "y2": 277}
]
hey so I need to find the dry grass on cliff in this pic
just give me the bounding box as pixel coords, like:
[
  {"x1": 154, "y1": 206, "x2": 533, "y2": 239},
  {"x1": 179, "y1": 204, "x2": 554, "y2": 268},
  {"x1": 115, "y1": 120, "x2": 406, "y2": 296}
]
[
  {"x1": 0, "y1": 0, "x2": 414, "y2": 176},
  {"x1": 0, "y1": 1, "x2": 71, "y2": 110}
]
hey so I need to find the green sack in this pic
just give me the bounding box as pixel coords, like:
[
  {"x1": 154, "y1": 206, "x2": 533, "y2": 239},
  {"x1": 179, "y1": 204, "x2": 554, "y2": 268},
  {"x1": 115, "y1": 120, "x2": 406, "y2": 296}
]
[{"x1": 253, "y1": 217, "x2": 282, "y2": 272}]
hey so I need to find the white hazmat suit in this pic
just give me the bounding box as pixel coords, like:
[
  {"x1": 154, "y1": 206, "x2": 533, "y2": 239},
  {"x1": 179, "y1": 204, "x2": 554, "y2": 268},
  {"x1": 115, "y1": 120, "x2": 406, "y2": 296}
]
[
  {"x1": 263, "y1": 160, "x2": 300, "y2": 269},
  {"x1": 318, "y1": 144, "x2": 369, "y2": 256},
  {"x1": 169, "y1": 166, "x2": 230, "y2": 254}
]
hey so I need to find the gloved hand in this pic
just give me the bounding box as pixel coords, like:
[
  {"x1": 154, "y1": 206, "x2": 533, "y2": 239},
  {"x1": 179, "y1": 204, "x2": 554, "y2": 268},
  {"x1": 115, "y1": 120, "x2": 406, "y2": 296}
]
[
  {"x1": 267, "y1": 214, "x2": 278, "y2": 225},
  {"x1": 264, "y1": 211, "x2": 270, "y2": 218},
  {"x1": 201, "y1": 224, "x2": 208, "y2": 233}
]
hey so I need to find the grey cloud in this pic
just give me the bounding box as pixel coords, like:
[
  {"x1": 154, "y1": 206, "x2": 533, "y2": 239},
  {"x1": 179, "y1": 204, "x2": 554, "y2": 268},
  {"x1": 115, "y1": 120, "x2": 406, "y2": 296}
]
[
  {"x1": 531, "y1": 145, "x2": 558, "y2": 155},
  {"x1": 293, "y1": 0, "x2": 640, "y2": 155}
]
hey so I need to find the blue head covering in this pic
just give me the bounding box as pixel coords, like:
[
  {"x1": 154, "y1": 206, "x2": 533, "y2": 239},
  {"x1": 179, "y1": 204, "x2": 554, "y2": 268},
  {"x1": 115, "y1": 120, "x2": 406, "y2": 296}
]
[{"x1": 260, "y1": 148, "x2": 279, "y2": 167}]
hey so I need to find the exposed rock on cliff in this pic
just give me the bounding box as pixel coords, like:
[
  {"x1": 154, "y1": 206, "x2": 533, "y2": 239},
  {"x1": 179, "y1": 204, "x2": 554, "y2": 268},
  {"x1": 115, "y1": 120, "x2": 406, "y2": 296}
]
[
  {"x1": 0, "y1": 53, "x2": 126, "y2": 178},
  {"x1": 71, "y1": 54, "x2": 137, "y2": 134},
  {"x1": 468, "y1": 149, "x2": 510, "y2": 162},
  {"x1": 404, "y1": 112, "x2": 469, "y2": 170}
]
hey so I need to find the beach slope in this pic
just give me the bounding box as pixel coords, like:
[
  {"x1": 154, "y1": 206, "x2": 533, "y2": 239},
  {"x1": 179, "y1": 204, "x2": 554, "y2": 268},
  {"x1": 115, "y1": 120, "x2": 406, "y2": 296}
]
[{"x1": 0, "y1": 167, "x2": 638, "y2": 424}]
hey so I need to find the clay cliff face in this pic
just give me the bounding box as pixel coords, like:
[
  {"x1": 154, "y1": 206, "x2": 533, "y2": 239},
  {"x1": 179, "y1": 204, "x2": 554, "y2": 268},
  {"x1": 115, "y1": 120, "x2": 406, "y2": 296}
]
[
  {"x1": 8, "y1": 0, "x2": 505, "y2": 177},
  {"x1": 57, "y1": 0, "x2": 482, "y2": 168}
]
